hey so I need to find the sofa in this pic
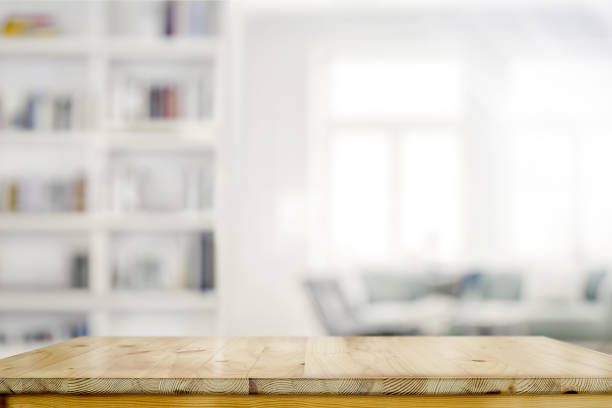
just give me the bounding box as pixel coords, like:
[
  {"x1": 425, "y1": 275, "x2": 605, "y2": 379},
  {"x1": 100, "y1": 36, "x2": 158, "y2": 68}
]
[{"x1": 304, "y1": 269, "x2": 612, "y2": 340}]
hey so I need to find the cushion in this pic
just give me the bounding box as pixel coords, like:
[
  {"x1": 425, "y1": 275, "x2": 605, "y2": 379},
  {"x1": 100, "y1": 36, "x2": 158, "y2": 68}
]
[{"x1": 361, "y1": 272, "x2": 430, "y2": 302}]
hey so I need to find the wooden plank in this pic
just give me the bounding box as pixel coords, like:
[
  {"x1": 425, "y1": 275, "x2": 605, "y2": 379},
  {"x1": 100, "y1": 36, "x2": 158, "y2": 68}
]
[
  {"x1": 0, "y1": 338, "x2": 111, "y2": 378},
  {"x1": 248, "y1": 337, "x2": 307, "y2": 378},
  {"x1": 6, "y1": 394, "x2": 612, "y2": 408},
  {"x1": 0, "y1": 336, "x2": 611, "y2": 395}
]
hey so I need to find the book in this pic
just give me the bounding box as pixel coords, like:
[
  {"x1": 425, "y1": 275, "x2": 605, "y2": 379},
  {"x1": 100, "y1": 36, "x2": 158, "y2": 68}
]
[
  {"x1": 164, "y1": 1, "x2": 176, "y2": 36},
  {"x1": 200, "y1": 232, "x2": 214, "y2": 290},
  {"x1": 70, "y1": 253, "x2": 89, "y2": 289}
]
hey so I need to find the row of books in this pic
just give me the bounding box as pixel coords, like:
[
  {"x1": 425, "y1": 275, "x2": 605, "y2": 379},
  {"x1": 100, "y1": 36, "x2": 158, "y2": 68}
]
[
  {"x1": 163, "y1": 1, "x2": 221, "y2": 37},
  {"x1": 0, "y1": 176, "x2": 86, "y2": 212},
  {"x1": 1, "y1": 74, "x2": 214, "y2": 131},
  {"x1": 0, "y1": 163, "x2": 213, "y2": 213},
  {"x1": 0, "y1": 319, "x2": 88, "y2": 345},
  {"x1": 109, "y1": 76, "x2": 212, "y2": 125},
  {"x1": 0, "y1": 92, "x2": 88, "y2": 132},
  {"x1": 112, "y1": 232, "x2": 215, "y2": 290},
  {"x1": 0, "y1": 231, "x2": 213, "y2": 291},
  {"x1": 150, "y1": 86, "x2": 180, "y2": 119}
]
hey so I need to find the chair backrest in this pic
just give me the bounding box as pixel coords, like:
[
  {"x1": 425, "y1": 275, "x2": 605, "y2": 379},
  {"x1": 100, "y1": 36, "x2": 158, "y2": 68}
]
[{"x1": 303, "y1": 279, "x2": 358, "y2": 336}]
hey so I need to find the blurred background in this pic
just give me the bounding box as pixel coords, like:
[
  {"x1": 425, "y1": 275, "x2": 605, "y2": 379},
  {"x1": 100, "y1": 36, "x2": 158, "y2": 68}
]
[{"x1": 1, "y1": 0, "x2": 612, "y2": 357}]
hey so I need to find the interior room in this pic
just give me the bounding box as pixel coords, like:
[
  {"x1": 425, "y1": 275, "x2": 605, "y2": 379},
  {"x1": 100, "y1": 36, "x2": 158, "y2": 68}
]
[{"x1": 1, "y1": 0, "x2": 612, "y2": 359}]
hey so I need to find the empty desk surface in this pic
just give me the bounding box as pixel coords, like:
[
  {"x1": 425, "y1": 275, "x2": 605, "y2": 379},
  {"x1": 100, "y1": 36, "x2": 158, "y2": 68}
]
[{"x1": 1, "y1": 336, "x2": 611, "y2": 407}]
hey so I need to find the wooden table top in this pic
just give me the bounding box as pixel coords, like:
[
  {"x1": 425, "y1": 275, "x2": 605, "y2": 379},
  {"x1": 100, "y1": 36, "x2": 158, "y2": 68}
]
[{"x1": 0, "y1": 336, "x2": 611, "y2": 395}]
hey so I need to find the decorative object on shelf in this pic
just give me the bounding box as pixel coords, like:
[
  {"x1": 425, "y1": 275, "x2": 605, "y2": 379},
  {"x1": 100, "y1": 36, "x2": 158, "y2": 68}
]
[
  {"x1": 109, "y1": 152, "x2": 212, "y2": 212},
  {"x1": 2, "y1": 14, "x2": 57, "y2": 37}
]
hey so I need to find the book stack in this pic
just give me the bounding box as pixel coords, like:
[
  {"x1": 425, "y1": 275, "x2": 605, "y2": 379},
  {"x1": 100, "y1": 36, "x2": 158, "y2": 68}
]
[
  {"x1": 149, "y1": 86, "x2": 179, "y2": 119},
  {"x1": 0, "y1": 92, "x2": 88, "y2": 132},
  {"x1": 0, "y1": 175, "x2": 86, "y2": 212},
  {"x1": 163, "y1": 1, "x2": 220, "y2": 37}
]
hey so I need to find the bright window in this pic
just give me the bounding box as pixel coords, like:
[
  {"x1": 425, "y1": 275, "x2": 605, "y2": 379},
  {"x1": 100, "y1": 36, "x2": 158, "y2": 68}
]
[
  {"x1": 329, "y1": 59, "x2": 464, "y2": 120},
  {"x1": 324, "y1": 58, "x2": 466, "y2": 267}
]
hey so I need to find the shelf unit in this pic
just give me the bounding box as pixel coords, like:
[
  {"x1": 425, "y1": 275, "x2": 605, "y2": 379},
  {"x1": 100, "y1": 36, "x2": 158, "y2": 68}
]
[
  {"x1": 0, "y1": 211, "x2": 215, "y2": 232},
  {"x1": 0, "y1": 290, "x2": 217, "y2": 312},
  {"x1": 0, "y1": 1, "x2": 225, "y2": 352}
]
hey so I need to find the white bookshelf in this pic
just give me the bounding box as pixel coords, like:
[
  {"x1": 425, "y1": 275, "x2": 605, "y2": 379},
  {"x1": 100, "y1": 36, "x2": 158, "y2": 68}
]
[
  {"x1": 0, "y1": 213, "x2": 91, "y2": 231},
  {"x1": 0, "y1": 131, "x2": 91, "y2": 145},
  {"x1": 0, "y1": 37, "x2": 90, "y2": 55},
  {"x1": 0, "y1": 1, "x2": 225, "y2": 353},
  {"x1": 0, "y1": 37, "x2": 221, "y2": 58},
  {"x1": 106, "y1": 38, "x2": 221, "y2": 59}
]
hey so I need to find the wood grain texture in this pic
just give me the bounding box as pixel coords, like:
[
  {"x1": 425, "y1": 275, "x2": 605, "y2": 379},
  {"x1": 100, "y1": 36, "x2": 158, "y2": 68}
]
[
  {"x1": 6, "y1": 394, "x2": 612, "y2": 408},
  {"x1": 0, "y1": 336, "x2": 611, "y2": 395}
]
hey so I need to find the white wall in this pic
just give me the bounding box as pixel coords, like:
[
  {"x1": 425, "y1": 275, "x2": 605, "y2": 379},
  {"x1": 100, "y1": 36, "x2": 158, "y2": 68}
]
[
  {"x1": 219, "y1": 13, "x2": 317, "y2": 335},
  {"x1": 220, "y1": 12, "x2": 476, "y2": 335}
]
